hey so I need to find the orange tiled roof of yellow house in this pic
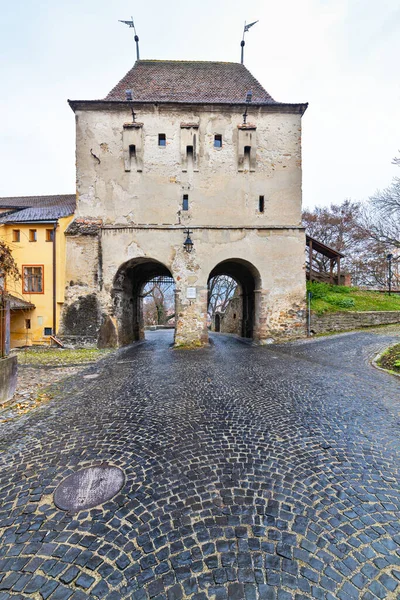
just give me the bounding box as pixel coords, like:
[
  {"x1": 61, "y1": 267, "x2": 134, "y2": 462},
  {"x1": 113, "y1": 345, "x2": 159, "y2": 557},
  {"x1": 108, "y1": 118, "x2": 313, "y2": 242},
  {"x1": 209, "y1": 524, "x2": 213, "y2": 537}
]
[{"x1": 0, "y1": 195, "x2": 76, "y2": 347}]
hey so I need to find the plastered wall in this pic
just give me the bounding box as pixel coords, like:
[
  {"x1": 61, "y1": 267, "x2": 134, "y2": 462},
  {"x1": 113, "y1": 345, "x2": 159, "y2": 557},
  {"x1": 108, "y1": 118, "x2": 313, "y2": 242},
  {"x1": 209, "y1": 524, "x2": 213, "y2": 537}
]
[{"x1": 62, "y1": 103, "x2": 306, "y2": 347}]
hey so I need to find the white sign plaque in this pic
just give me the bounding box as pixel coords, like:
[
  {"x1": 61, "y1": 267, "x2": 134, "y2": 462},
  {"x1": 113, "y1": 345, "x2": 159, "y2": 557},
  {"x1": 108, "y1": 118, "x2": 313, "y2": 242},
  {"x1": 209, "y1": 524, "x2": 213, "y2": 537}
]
[{"x1": 186, "y1": 287, "x2": 197, "y2": 299}]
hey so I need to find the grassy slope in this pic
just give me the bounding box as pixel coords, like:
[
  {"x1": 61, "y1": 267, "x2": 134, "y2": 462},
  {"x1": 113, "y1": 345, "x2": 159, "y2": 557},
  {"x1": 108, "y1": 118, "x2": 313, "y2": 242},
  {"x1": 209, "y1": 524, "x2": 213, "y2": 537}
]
[
  {"x1": 15, "y1": 348, "x2": 112, "y2": 366},
  {"x1": 377, "y1": 344, "x2": 400, "y2": 375},
  {"x1": 307, "y1": 282, "x2": 400, "y2": 315}
]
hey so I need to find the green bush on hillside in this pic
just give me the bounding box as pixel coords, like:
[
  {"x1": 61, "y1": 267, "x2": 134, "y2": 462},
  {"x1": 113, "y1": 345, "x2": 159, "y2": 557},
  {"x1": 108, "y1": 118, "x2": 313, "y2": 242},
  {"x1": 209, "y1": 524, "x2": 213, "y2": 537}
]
[
  {"x1": 324, "y1": 295, "x2": 355, "y2": 308},
  {"x1": 306, "y1": 281, "x2": 330, "y2": 299}
]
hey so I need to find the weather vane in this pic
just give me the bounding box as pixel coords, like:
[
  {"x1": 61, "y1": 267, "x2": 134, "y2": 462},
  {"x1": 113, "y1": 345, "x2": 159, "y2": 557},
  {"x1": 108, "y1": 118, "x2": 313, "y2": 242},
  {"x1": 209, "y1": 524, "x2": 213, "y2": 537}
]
[
  {"x1": 119, "y1": 17, "x2": 140, "y2": 61},
  {"x1": 240, "y1": 20, "x2": 258, "y2": 64}
]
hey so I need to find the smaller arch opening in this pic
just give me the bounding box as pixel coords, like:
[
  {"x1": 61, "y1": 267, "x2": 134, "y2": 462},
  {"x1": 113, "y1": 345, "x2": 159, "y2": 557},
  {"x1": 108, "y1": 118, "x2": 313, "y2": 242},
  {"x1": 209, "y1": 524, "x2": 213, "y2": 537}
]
[{"x1": 208, "y1": 259, "x2": 260, "y2": 339}]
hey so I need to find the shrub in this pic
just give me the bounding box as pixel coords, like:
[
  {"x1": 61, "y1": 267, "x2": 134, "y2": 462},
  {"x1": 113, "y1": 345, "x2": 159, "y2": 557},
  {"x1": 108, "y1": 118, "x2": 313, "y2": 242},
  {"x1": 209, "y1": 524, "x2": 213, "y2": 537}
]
[
  {"x1": 330, "y1": 285, "x2": 353, "y2": 294},
  {"x1": 306, "y1": 281, "x2": 330, "y2": 299},
  {"x1": 325, "y1": 295, "x2": 355, "y2": 308}
]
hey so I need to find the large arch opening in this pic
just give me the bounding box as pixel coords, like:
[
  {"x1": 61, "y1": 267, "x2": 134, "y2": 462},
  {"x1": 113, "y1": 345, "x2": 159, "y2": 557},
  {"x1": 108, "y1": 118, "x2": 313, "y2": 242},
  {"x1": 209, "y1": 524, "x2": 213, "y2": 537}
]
[
  {"x1": 208, "y1": 259, "x2": 261, "y2": 339},
  {"x1": 112, "y1": 258, "x2": 175, "y2": 346}
]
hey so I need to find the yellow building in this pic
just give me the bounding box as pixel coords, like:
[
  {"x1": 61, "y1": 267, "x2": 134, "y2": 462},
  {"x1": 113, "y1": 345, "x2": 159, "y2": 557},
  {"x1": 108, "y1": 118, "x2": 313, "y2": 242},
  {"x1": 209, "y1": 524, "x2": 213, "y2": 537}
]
[{"x1": 0, "y1": 195, "x2": 75, "y2": 347}]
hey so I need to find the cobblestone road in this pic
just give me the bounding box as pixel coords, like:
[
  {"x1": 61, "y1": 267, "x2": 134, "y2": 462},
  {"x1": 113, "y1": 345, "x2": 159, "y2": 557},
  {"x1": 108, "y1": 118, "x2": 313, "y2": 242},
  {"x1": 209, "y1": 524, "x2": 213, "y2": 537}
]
[{"x1": 0, "y1": 329, "x2": 400, "y2": 600}]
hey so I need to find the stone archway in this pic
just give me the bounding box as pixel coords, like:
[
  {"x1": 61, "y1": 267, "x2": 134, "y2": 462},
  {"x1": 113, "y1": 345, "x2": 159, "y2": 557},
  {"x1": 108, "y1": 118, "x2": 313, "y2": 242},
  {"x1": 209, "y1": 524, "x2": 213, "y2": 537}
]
[
  {"x1": 112, "y1": 258, "x2": 175, "y2": 346},
  {"x1": 208, "y1": 259, "x2": 261, "y2": 340}
]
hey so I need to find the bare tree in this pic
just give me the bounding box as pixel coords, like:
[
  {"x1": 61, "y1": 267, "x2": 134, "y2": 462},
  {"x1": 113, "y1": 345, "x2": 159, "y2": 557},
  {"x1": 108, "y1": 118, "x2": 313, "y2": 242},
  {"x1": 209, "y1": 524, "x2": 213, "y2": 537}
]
[
  {"x1": 303, "y1": 200, "x2": 365, "y2": 275},
  {"x1": 142, "y1": 277, "x2": 175, "y2": 325},
  {"x1": 0, "y1": 240, "x2": 20, "y2": 288},
  {"x1": 208, "y1": 275, "x2": 237, "y2": 319}
]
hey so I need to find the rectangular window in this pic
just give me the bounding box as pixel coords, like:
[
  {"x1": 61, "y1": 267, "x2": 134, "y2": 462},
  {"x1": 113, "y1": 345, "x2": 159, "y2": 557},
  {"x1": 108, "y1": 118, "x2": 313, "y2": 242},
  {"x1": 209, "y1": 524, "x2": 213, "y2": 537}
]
[
  {"x1": 23, "y1": 266, "x2": 43, "y2": 293},
  {"x1": 44, "y1": 327, "x2": 53, "y2": 336},
  {"x1": 46, "y1": 228, "x2": 54, "y2": 242},
  {"x1": 158, "y1": 134, "x2": 166, "y2": 147},
  {"x1": 12, "y1": 229, "x2": 20, "y2": 242},
  {"x1": 214, "y1": 134, "x2": 222, "y2": 148},
  {"x1": 244, "y1": 146, "x2": 251, "y2": 166},
  {"x1": 259, "y1": 195, "x2": 265, "y2": 213},
  {"x1": 25, "y1": 319, "x2": 31, "y2": 329},
  {"x1": 182, "y1": 195, "x2": 189, "y2": 211},
  {"x1": 29, "y1": 229, "x2": 37, "y2": 242}
]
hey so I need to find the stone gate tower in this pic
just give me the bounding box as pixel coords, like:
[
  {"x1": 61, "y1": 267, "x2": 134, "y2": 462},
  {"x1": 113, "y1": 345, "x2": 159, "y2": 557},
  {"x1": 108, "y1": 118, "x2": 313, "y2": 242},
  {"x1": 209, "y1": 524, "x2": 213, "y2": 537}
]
[{"x1": 62, "y1": 60, "x2": 308, "y2": 347}]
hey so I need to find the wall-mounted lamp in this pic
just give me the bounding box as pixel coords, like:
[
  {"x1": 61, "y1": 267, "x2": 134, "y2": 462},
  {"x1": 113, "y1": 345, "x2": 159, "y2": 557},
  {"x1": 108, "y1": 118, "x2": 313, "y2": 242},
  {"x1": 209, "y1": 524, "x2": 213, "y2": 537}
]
[
  {"x1": 183, "y1": 229, "x2": 194, "y2": 253},
  {"x1": 243, "y1": 90, "x2": 252, "y2": 124},
  {"x1": 125, "y1": 89, "x2": 136, "y2": 122}
]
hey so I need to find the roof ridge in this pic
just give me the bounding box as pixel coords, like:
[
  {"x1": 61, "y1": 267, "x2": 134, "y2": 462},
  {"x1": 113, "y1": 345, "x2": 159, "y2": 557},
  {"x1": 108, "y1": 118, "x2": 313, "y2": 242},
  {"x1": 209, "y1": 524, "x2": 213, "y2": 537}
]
[
  {"x1": 135, "y1": 59, "x2": 243, "y2": 65},
  {"x1": 0, "y1": 194, "x2": 75, "y2": 200}
]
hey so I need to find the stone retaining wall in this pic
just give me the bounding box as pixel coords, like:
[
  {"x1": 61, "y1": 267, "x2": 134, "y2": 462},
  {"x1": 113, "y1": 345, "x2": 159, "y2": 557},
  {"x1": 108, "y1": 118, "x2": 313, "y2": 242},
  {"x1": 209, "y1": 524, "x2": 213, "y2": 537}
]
[{"x1": 310, "y1": 311, "x2": 400, "y2": 334}]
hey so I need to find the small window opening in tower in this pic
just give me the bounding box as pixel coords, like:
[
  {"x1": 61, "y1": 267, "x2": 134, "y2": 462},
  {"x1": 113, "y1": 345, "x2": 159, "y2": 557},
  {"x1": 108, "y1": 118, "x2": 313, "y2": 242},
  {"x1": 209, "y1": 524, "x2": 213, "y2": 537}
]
[
  {"x1": 158, "y1": 134, "x2": 166, "y2": 147},
  {"x1": 182, "y1": 194, "x2": 189, "y2": 211},
  {"x1": 214, "y1": 134, "x2": 222, "y2": 148},
  {"x1": 186, "y1": 145, "x2": 194, "y2": 170},
  {"x1": 259, "y1": 196, "x2": 265, "y2": 213},
  {"x1": 243, "y1": 146, "x2": 251, "y2": 171}
]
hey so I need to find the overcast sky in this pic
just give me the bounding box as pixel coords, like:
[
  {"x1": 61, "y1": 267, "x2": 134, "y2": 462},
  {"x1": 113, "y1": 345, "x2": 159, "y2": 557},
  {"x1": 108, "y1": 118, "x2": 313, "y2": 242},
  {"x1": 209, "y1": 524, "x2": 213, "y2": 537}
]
[{"x1": 1, "y1": 0, "x2": 399, "y2": 209}]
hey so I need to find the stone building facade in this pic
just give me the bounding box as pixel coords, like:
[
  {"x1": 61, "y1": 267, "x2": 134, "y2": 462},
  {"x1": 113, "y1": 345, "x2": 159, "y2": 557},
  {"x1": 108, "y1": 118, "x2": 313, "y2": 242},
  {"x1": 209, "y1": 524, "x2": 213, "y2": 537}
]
[
  {"x1": 212, "y1": 290, "x2": 243, "y2": 336},
  {"x1": 62, "y1": 60, "x2": 308, "y2": 347}
]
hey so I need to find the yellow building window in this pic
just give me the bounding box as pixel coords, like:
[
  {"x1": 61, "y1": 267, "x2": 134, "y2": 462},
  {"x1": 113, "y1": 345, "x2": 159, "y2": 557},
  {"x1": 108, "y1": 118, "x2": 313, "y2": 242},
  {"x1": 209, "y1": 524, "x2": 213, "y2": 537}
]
[
  {"x1": 12, "y1": 229, "x2": 20, "y2": 242},
  {"x1": 23, "y1": 266, "x2": 44, "y2": 293},
  {"x1": 29, "y1": 229, "x2": 37, "y2": 242},
  {"x1": 46, "y1": 229, "x2": 54, "y2": 242}
]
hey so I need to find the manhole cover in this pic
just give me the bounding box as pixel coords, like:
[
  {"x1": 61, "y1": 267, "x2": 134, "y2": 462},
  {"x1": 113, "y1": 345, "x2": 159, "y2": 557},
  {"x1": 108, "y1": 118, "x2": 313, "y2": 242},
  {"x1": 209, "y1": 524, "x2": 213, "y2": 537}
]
[{"x1": 54, "y1": 464, "x2": 125, "y2": 512}]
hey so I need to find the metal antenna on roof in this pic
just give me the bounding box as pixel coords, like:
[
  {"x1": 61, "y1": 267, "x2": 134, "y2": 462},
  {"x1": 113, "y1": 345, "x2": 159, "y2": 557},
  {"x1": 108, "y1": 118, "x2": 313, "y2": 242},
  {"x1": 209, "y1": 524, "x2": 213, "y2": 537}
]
[
  {"x1": 240, "y1": 20, "x2": 258, "y2": 64},
  {"x1": 119, "y1": 17, "x2": 140, "y2": 61}
]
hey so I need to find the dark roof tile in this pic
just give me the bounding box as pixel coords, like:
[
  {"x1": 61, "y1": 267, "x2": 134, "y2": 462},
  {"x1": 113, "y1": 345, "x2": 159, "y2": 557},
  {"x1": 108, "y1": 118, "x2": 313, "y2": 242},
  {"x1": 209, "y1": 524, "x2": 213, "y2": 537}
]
[
  {"x1": 105, "y1": 60, "x2": 276, "y2": 104},
  {"x1": 0, "y1": 194, "x2": 76, "y2": 223}
]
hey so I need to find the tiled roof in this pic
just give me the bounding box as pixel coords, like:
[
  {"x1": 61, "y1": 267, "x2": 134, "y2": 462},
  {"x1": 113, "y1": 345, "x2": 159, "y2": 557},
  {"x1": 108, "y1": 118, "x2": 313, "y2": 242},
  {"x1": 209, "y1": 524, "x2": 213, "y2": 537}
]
[
  {"x1": 0, "y1": 195, "x2": 76, "y2": 223},
  {"x1": 105, "y1": 60, "x2": 277, "y2": 104},
  {"x1": 7, "y1": 294, "x2": 35, "y2": 311}
]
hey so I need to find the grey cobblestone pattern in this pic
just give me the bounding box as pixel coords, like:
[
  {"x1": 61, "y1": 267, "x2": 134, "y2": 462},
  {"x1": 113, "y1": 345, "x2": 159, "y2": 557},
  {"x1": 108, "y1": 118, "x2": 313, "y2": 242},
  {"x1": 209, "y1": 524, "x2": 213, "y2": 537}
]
[{"x1": 0, "y1": 329, "x2": 399, "y2": 600}]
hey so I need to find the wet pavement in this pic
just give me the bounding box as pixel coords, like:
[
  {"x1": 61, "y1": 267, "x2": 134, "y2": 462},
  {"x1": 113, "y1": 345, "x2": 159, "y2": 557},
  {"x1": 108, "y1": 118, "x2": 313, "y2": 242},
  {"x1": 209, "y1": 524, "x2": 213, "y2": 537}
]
[{"x1": 0, "y1": 329, "x2": 399, "y2": 600}]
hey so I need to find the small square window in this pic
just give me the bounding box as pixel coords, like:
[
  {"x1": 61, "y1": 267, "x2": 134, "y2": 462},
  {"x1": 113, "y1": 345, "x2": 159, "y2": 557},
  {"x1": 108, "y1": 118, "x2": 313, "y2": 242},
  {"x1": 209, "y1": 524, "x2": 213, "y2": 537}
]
[
  {"x1": 159, "y1": 134, "x2": 166, "y2": 146},
  {"x1": 44, "y1": 327, "x2": 53, "y2": 336},
  {"x1": 12, "y1": 230, "x2": 20, "y2": 242},
  {"x1": 182, "y1": 195, "x2": 189, "y2": 211},
  {"x1": 214, "y1": 134, "x2": 222, "y2": 148},
  {"x1": 29, "y1": 229, "x2": 37, "y2": 242},
  {"x1": 46, "y1": 229, "x2": 54, "y2": 242}
]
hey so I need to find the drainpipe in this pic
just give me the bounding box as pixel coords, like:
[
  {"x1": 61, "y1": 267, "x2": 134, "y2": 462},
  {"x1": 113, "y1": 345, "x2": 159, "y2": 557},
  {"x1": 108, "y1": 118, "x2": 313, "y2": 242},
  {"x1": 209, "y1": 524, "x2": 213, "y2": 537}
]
[{"x1": 53, "y1": 223, "x2": 57, "y2": 336}]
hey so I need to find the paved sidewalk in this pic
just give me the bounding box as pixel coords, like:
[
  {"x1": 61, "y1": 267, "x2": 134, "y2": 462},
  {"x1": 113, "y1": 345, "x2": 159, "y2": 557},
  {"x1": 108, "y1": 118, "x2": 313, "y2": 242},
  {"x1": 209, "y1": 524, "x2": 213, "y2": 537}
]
[{"x1": 0, "y1": 329, "x2": 399, "y2": 600}]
